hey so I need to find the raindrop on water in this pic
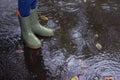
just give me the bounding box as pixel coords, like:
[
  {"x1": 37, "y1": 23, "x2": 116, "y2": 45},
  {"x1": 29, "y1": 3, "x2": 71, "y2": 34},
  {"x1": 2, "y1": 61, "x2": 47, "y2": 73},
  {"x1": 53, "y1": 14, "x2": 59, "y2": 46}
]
[{"x1": 53, "y1": 0, "x2": 82, "y2": 12}]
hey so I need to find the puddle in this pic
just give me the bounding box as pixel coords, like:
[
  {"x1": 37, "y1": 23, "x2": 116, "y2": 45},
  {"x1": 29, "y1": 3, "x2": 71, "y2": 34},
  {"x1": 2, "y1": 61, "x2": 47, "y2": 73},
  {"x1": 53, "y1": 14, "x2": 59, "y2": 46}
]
[{"x1": 0, "y1": 0, "x2": 120, "y2": 80}]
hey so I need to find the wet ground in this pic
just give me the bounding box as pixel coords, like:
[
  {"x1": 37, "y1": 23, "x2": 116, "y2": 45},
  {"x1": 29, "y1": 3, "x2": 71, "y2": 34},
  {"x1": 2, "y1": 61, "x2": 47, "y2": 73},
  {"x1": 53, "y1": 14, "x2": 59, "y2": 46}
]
[{"x1": 0, "y1": 0, "x2": 120, "y2": 80}]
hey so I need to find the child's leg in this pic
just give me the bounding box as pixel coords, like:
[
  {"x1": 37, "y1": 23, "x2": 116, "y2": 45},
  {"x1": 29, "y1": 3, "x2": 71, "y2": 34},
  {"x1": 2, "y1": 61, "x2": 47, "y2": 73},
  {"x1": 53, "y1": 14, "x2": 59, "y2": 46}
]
[
  {"x1": 31, "y1": 0, "x2": 37, "y2": 9},
  {"x1": 18, "y1": 0, "x2": 41, "y2": 49},
  {"x1": 18, "y1": 0, "x2": 31, "y2": 17}
]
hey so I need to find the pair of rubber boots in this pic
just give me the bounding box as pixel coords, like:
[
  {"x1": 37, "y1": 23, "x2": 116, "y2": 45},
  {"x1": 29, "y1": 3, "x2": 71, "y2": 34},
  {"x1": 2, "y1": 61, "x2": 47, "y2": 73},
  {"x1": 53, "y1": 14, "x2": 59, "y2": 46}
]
[{"x1": 18, "y1": 9, "x2": 54, "y2": 49}]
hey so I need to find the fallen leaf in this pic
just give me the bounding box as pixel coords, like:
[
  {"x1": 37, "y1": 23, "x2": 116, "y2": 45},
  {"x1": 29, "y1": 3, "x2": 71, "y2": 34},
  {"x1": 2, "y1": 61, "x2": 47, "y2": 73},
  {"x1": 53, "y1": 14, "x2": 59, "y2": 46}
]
[
  {"x1": 40, "y1": 15, "x2": 48, "y2": 21},
  {"x1": 94, "y1": 34, "x2": 99, "y2": 38},
  {"x1": 71, "y1": 76, "x2": 78, "y2": 80},
  {"x1": 15, "y1": 50, "x2": 24, "y2": 54},
  {"x1": 83, "y1": 0, "x2": 87, "y2": 3},
  {"x1": 96, "y1": 43, "x2": 102, "y2": 50},
  {"x1": 103, "y1": 76, "x2": 114, "y2": 80},
  {"x1": 81, "y1": 67, "x2": 87, "y2": 71}
]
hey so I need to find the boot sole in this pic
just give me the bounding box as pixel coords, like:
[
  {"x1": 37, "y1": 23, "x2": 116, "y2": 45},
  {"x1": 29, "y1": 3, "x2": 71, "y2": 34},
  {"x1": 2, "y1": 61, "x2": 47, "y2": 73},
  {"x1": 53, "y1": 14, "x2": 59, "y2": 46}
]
[
  {"x1": 36, "y1": 34, "x2": 54, "y2": 38},
  {"x1": 25, "y1": 45, "x2": 41, "y2": 49},
  {"x1": 31, "y1": 46, "x2": 41, "y2": 49}
]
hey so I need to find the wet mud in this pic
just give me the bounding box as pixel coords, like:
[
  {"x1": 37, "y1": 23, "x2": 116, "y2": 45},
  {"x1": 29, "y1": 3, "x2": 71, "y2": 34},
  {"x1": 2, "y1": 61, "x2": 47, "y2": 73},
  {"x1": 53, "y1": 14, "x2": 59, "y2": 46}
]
[{"x1": 0, "y1": 0, "x2": 120, "y2": 80}]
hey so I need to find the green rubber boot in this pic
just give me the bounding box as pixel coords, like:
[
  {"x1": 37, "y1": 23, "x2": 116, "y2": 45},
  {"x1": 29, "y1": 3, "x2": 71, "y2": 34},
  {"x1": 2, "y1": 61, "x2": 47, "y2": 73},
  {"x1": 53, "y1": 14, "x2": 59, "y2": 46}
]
[
  {"x1": 30, "y1": 9, "x2": 54, "y2": 37},
  {"x1": 18, "y1": 15, "x2": 41, "y2": 49}
]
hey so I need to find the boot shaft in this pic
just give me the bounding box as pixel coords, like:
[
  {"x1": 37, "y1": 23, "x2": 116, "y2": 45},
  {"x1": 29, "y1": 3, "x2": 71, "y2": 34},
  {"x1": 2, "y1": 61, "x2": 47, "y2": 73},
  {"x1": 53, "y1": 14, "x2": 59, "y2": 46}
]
[
  {"x1": 30, "y1": 9, "x2": 39, "y2": 24},
  {"x1": 18, "y1": 16, "x2": 32, "y2": 33}
]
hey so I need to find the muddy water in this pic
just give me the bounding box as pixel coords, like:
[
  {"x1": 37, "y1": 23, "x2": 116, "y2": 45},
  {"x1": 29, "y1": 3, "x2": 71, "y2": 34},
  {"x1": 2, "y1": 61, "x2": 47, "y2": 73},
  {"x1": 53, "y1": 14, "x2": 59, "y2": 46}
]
[{"x1": 0, "y1": 0, "x2": 120, "y2": 80}]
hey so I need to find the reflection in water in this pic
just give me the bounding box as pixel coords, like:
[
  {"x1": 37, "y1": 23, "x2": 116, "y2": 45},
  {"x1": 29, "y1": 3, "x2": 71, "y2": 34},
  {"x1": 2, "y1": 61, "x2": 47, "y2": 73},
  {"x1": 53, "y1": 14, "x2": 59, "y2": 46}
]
[{"x1": 24, "y1": 47, "x2": 47, "y2": 80}]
